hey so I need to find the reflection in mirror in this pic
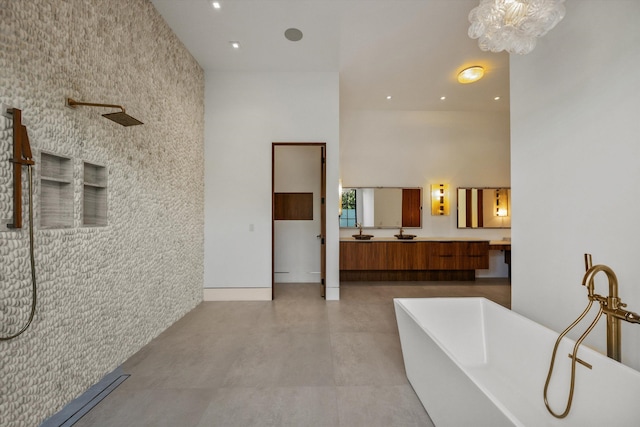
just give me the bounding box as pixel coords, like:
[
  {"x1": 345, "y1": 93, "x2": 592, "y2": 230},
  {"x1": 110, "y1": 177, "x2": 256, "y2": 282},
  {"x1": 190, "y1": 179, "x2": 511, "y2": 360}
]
[
  {"x1": 340, "y1": 187, "x2": 422, "y2": 228},
  {"x1": 457, "y1": 187, "x2": 511, "y2": 229}
]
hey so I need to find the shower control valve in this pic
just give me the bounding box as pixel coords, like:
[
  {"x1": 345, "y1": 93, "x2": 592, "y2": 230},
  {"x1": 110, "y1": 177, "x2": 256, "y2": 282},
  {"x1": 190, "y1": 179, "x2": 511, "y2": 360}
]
[{"x1": 2, "y1": 103, "x2": 13, "y2": 119}]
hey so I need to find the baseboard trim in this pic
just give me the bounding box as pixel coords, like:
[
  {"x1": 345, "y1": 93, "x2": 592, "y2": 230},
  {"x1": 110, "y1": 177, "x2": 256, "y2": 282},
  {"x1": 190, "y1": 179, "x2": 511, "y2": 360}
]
[
  {"x1": 325, "y1": 287, "x2": 340, "y2": 300},
  {"x1": 203, "y1": 287, "x2": 272, "y2": 301}
]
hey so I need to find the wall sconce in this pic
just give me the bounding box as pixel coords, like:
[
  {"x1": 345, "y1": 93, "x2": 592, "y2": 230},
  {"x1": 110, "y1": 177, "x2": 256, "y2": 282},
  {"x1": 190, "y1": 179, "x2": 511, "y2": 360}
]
[
  {"x1": 495, "y1": 188, "x2": 509, "y2": 217},
  {"x1": 431, "y1": 183, "x2": 450, "y2": 216}
]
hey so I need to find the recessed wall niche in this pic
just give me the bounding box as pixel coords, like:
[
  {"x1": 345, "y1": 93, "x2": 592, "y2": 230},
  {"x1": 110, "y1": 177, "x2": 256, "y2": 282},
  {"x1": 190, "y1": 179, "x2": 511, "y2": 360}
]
[
  {"x1": 83, "y1": 162, "x2": 107, "y2": 227},
  {"x1": 39, "y1": 152, "x2": 73, "y2": 229}
]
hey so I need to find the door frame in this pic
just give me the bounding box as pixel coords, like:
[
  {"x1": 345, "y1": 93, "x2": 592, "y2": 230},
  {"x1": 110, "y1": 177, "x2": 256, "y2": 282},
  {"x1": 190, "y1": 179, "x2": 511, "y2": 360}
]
[{"x1": 272, "y1": 142, "x2": 327, "y2": 300}]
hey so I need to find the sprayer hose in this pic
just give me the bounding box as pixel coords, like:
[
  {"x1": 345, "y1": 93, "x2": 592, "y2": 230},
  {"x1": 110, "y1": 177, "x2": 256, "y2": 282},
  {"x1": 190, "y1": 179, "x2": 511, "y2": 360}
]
[
  {"x1": 544, "y1": 300, "x2": 603, "y2": 418},
  {"x1": 1, "y1": 165, "x2": 37, "y2": 341}
]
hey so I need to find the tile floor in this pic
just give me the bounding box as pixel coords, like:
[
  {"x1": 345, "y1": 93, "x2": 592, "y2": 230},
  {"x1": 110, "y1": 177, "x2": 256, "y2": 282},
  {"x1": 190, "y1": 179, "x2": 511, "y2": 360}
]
[{"x1": 74, "y1": 279, "x2": 510, "y2": 427}]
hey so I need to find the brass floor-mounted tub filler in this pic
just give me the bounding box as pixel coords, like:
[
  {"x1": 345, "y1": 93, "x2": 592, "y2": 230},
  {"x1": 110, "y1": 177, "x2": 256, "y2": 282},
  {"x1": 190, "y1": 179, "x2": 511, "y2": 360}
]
[{"x1": 544, "y1": 254, "x2": 640, "y2": 418}]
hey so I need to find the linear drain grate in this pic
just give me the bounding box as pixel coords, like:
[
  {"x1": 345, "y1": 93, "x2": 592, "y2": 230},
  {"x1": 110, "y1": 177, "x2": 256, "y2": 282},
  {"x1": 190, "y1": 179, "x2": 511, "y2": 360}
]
[{"x1": 40, "y1": 367, "x2": 130, "y2": 427}]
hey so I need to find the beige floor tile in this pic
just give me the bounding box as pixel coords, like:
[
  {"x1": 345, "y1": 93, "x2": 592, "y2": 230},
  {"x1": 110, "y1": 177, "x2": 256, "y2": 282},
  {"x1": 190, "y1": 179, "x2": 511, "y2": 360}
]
[
  {"x1": 197, "y1": 386, "x2": 339, "y2": 427},
  {"x1": 336, "y1": 385, "x2": 434, "y2": 427},
  {"x1": 121, "y1": 333, "x2": 249, "y2": 390},
  {"x1": 222, "y1": 331, "x2": 335, "y2": 387},
  {"x1": 327, "y1": 301, "x2": 398, "y2": 333},
  {"x1": 74, "y1": 388, "x2": 216, "y2": 427},
  {"x1": 331, "y1": 332, "x2": 407, "y2": 387},
  {"x1": 256, "y1": 299, "x2": 330, "y2": 333}
]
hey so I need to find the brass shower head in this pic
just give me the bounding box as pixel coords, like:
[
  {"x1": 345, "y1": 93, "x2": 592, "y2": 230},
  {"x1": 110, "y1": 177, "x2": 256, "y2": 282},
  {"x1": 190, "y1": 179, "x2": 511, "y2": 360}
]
[{"x1": 66, "y1": 98, "x2": 143, "y2": 126}]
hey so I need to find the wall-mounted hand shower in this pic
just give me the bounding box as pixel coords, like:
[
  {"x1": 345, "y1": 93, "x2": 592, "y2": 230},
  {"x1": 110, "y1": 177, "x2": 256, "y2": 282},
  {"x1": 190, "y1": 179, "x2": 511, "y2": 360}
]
[
  {"x1": 1, "y1": 107, "x2": 37, "y2": 341},
  {"x1": 66, "y1": 98, "x2": 143, "y2": 126}
]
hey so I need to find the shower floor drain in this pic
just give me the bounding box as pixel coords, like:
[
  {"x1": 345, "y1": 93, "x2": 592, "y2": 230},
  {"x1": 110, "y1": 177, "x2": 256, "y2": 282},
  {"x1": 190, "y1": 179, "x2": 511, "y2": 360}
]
[{"x1": 40, "y1": 367, "x2": 130, "y2": 427}]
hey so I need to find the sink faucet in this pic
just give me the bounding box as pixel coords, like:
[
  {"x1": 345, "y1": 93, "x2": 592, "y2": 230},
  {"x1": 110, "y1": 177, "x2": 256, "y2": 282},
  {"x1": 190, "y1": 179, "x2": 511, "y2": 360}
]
[
  {"x1": 581, "y1": 260, "x2": 640, "y2": 361},
  {"x1": 356, "y1": 223, "x2": 362, "y2": 235},
  {"x1": 399, "y1": 228, "x2": 404, "y2": 237}
]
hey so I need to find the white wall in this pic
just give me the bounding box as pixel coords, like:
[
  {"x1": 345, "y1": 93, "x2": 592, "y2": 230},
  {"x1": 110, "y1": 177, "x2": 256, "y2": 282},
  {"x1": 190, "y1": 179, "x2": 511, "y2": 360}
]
[
  {"x1": 340, "y1": 109, "x2": 511, "y2": 277},
  {"x1": 274, "y1": 145, "x2": 322, "y2": 283},
  {"x1": 511, "y1": 0, "x2": 640, "y2": 369},
  {"x1": 204, "y1": 71, "x2": 340, "y2": 299}
]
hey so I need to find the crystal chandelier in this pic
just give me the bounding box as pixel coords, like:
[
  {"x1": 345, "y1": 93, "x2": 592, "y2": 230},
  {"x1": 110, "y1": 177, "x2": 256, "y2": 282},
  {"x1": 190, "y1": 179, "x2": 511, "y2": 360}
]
[{"x1": 468, "y1": 0, "x2": 566, "y2": 55}]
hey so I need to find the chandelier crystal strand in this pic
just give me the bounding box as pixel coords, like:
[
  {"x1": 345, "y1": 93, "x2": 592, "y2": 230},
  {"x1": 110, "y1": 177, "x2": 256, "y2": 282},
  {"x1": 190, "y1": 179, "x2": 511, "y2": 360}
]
[{"x1": 468, "y1": 0, "x2": 566, "y2": 55}]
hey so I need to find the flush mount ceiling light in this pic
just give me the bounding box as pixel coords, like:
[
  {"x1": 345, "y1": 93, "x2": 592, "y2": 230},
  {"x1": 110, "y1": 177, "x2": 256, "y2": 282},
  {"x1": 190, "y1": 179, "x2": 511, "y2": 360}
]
[
  {"x1": 229, "y1": 41, "x2": 240, "y2": 49},
  {"x1": 284, "y1": 28, "x2": 303, "y2": 42},
  {"x1": 457, "y1": 66, "x2": 484, "y2": 84},
  {"x1": 211, "y1": 1, "x2": 221, "y2": 9},
  {"x1": 468, "y1": 0, "x2": 566, "y2": 55}
]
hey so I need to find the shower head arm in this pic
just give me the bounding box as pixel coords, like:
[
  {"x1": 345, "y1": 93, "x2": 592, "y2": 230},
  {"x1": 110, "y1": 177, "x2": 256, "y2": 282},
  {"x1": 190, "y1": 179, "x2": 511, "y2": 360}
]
[{"x1": 66, "y1": 98, "x2": 126, "y2": 113}]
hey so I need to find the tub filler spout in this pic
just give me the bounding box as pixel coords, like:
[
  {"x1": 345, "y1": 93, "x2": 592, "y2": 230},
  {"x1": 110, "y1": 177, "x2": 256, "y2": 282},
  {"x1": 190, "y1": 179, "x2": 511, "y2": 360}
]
[
  {"x1": 581, "y1": 262, "x2": 640, "y2": 361},
  {"x1": 619, "y1": 309, "x2": 640, "y2": 323},
  {"x1": 545, "y1": 254, "x2": 640, "y2": 419}
]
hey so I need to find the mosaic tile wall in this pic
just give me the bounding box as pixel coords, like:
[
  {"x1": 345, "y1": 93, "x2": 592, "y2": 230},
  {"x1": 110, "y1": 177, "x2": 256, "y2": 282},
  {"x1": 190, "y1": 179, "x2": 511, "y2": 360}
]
[{"x1": 0, "y1": 1, "x2": 204, "y2": 425}]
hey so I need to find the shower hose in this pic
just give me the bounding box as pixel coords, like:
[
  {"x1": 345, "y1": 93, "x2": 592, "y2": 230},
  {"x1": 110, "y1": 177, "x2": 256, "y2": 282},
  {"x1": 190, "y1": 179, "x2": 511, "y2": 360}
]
[
  {"x1": 1, "y1": 165, "x2": 37, "y2": 341},
  {"x1": 543, "y1": 298, "x2": 603, "y2": 418}
]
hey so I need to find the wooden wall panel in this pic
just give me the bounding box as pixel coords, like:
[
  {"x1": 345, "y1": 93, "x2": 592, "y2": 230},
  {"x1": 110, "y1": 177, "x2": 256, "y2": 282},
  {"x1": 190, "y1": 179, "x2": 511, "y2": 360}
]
[
  {"x1": 401, "y1": 188, "x2": 421, "y2": 227},
  {"x1": 477, "y1": 189, "x2": 484, "y2": 227},
  {"x1": 274, "y1": 192, "x2": 313, "y2": 220}
]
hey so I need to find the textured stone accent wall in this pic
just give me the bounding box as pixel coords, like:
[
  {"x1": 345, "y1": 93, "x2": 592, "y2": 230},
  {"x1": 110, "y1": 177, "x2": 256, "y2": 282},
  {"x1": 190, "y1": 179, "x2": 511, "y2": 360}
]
[{"x1": 0, "y1": 1, "x2": 204, "y2": 426}]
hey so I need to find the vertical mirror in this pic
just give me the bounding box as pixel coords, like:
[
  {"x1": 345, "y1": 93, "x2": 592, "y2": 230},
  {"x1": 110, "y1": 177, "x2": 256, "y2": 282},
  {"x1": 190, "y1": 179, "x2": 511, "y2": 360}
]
[{"x1": 457, "y1": 187, "x2": 510, "y2": 229}]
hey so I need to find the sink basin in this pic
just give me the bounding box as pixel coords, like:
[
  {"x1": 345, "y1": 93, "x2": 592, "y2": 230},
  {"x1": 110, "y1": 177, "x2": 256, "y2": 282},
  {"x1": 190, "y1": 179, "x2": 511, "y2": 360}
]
[
  {"x1": 353, "y1": 234, "x2": 374, "y2": 240},
  {"x1": 395, "y1": 234, "x2": 416, "y2": 240}
]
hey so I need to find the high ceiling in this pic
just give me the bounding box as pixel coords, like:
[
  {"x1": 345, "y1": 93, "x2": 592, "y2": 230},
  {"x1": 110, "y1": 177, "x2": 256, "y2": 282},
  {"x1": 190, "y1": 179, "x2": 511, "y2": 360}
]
[{"x1": 151, "y1": 0, "x2": 510, "y2": 112}]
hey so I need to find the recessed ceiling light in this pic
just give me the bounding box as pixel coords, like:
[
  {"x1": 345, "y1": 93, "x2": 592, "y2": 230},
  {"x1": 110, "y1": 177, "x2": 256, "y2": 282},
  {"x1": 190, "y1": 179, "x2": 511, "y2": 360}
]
[
  {"x1": 440, "y1": 96, "x2": 446, "y2": 100},
  {"x1": 457, "y1": 66, "x2": 485, "y2": 84},
  {"x1": 211, "y1": 1, "x2": 221, "y2": 9},
  {"x1": 494, "y1": 96, "x2": 501, "y2": 101},
  {"x1": 386, "y1": 95, "x2": 392, "y2": 100},
  {"x1": 229, "y1": 41, "x2": 240, "y2": 49},
  {"x1": 284, "y1": 28, "x2": 303, "y2": 42}
]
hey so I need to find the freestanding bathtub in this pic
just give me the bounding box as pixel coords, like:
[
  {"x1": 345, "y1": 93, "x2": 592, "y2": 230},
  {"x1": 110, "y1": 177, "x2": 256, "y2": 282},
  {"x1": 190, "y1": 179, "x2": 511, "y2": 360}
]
[{"x1": 394, "y1": 297, "x2": 640, "y2": 426}]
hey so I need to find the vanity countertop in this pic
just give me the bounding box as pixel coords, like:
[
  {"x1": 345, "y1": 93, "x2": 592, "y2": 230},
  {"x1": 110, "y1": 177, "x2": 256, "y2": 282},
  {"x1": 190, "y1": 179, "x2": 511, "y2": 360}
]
[{"x1": 489, "y1": 240, "x2": 511, "y2": 249}]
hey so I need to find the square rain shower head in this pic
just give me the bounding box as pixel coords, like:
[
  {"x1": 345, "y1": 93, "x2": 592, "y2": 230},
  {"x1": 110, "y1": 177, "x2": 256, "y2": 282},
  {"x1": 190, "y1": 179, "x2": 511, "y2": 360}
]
[{"x1": 102, "y1": 112, "x2": 143, "y2": 127}]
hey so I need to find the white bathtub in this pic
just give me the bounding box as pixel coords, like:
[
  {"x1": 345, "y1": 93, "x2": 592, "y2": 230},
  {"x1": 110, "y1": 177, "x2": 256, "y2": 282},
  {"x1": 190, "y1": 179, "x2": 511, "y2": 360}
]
[{"x1": 394, "y1": 297, "x2": 640, "y2": 427}]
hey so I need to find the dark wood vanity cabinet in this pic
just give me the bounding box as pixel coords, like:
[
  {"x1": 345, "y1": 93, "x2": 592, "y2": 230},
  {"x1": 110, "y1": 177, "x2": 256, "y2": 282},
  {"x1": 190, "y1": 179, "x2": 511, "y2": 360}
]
[
  {"x1": 340, "y1": 240, "x2": 489, "y2": 281},
  {"x1": 428, "y1": 241, "x2": 489, "y2": 270}
]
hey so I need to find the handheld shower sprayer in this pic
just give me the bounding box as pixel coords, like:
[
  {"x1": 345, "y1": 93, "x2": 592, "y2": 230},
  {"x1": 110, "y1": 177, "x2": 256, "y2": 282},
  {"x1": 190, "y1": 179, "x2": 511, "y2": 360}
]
[
  {"x1": 544, "y1": 254, "x2": 640, "y2": 418},
  {"x1": 1, "y1": 107, "x2": 37, "y2": 341},
  {"x1": 66, "y1": 98, "x2": 143, "y2": 126}
]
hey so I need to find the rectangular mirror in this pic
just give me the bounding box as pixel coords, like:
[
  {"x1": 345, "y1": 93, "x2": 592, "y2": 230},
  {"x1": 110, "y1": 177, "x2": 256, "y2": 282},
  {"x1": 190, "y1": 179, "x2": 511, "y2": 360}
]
[
  {"x1": 340, "y1": 187, "x2": 422, "y2": 228},
  {"x1": 457, "y1": 187, "x2": 510, "y2": 229}
]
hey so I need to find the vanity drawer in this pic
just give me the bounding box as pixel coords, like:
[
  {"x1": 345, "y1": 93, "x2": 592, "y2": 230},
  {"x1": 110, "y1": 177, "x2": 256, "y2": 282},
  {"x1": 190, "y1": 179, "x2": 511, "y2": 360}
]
[{"x1": 428, "y1": 241, "x2": 489, "y2": 270}]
